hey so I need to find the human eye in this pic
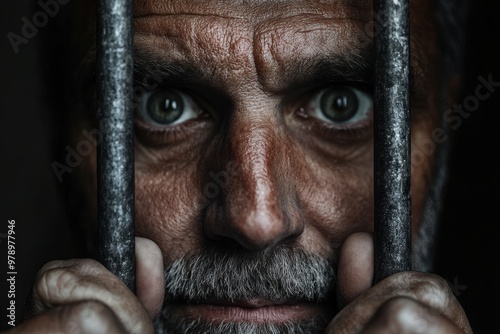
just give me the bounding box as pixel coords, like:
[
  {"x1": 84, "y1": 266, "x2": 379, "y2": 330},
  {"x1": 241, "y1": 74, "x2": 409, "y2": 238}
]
[
  {"x1": 136, "y1": 88, "x2": 203, "y2": 126},
  {"x1": 134, "y1": 88, "x2": 212, "y2": 146},
  {"x1": 293, "y1": 85, "x2": 373, "y2": 143},
  {"x1": 303, "y1": 86, "x2": 372, "y2": 127}
]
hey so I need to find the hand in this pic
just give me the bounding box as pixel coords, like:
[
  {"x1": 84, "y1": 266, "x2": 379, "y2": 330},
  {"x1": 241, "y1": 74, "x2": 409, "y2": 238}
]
[
  {"x1": 8, "y1": 237, "x2": 164, "y2": 334},
  {"x1": 327, "y1": 233, "x2": 473, "y2": 333}
]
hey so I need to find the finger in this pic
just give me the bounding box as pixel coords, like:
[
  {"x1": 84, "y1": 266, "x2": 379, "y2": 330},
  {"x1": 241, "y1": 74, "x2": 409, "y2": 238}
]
[
  {"x1": 31, "y1": 258, "x2": 154, "y2": 334},
  {"x1": 328, "y1": 272, "x2": 472, "y2": 334},
  {"x1": 361, "y1": 297, "x2": 464, "y2": 334},
  {"x1": 135, "y1": 237, "x2": 164, "y2": 319},
  {"x1": 337, "y1": 232, "x2": 374, "y2": 308},
  {"x1": 12, "y1": 301, "x2": 126, "y2": 334}
]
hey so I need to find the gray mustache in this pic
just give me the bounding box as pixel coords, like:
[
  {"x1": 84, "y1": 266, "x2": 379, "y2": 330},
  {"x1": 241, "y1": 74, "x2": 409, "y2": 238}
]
[{"x1": 163, "y1": 245, "x2": 336, "y2": 303}]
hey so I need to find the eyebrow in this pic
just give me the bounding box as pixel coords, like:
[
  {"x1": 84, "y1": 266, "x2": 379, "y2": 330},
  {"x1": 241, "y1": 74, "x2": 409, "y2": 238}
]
[
  {"x1": 270, "y1": 48, "x2": 420, "y2": 99},
  {"x1": 132, "y1": 45, "x2": 420, "y2": 100},
  {"x1": 133, "y1": 51, "x2": 209, "y2": 88},
  {"x1": 275, "y1": 49, "x2": 375, "y2": 93},
  {"x1": 134, "y1": 50, "x2": 373, "y2": 90}
]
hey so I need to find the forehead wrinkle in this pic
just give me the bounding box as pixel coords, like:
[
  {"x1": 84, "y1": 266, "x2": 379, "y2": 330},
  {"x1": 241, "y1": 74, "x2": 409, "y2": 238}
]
[
  {"x1": 134, "y1": 15, "x2": 257, "y2": 90},
  {"x1": 133, "y1": 1, "x2": 436, "y2": 97},
  {"x1": 133, "y1": 1, "x2": 373, "y2": 94},
  {"x1": 134, "y1": 0, "x2": 371, "y2": 24},
  {"x1": 253, "y1": 16, "x2": 369, "y2": 92},
  {"x1": 252, "y1": 11, "x2": 436, "y2": 95}
]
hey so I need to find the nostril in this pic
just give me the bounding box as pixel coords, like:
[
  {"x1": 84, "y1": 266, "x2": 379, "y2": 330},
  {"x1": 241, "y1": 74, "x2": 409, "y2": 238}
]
[
  {"x1": 280, "y1": 227, "x2": 305, "y2": 246},
  {"x1": 203, "y1": 196, "x2": 304, "y2": 252}
]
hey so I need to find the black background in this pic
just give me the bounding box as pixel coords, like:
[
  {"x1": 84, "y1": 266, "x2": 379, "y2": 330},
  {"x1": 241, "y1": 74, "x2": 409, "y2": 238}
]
[
  {"x1": 433, "y1": 1, "x2": 500, "y2": 332},
  {"x1": 1, "y1": 0, "x2": 499, "y2": 332}
]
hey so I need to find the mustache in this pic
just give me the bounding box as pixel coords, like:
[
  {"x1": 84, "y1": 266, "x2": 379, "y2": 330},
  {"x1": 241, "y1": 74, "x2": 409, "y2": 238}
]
[{"x1": 163, "y1": 244, "x2": 336, "y2": 303}]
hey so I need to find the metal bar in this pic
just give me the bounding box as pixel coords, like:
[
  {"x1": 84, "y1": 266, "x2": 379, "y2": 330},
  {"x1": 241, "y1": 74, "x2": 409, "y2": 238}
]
[
  {"x1": 96, "y1": 0, "x2": 135, "y2": 292},
  {"x1": 373, "y1": 0, "x2": 412, "y2": 283}
]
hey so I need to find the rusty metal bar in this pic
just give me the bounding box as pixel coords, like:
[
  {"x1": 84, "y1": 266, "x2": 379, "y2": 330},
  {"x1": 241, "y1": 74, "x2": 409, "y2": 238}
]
[
  {"x1": 96, "y1": 0, "x2": 135, "y2": 292},
  {"x1": 373, "y1": 0, "x2": 412, "y2": 283}
]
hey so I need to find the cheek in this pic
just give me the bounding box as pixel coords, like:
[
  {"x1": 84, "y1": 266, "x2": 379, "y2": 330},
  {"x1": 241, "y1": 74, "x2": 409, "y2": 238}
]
[
  {"x1": 294, "y1": 141, "x2": 374, "y2": 257},
  {"x1": 134, "y1": 166, "x2": 205, "y2": 263}
]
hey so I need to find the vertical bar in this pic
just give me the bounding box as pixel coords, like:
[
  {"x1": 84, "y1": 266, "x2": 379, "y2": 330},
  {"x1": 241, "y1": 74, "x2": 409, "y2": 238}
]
[
  {"x1": 96, "y1": 0, "x2": 135, "y2": 291},
  {"x1": 373, "y1": 0, "x2": 412, "y2": 283}
]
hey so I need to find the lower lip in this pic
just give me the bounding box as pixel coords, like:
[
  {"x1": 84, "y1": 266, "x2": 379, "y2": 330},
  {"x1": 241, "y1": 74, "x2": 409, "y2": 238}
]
[{"x1": 174, "y1": 302, "x2": 327, "y2": 323}]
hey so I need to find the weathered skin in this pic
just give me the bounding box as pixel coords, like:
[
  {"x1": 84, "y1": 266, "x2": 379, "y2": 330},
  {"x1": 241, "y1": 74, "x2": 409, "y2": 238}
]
[{"x1": 11, "y1": 0, "x2": 472, "y2": 333}]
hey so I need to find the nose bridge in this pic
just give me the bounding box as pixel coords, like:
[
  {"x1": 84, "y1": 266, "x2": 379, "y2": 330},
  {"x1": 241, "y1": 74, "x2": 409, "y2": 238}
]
[
  {"x1": 205, "y1": 117, "x2": 301, "y2": 251},
  {"x1": 229, "y1": 122, "x2": 285, "y2": 248},
  {"x1": 229, "y1": 123, "x2": 279, "y2": 215}
]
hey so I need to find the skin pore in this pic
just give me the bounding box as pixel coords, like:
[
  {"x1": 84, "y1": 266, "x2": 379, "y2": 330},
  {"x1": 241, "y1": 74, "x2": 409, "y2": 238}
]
[{"x1": 14, "y1": 1, "x2": 473, "y2": 334}]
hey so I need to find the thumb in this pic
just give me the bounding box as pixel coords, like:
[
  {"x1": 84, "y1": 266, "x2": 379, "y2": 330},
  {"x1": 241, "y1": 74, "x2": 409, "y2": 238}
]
[
  {"x1": 135, "y1": 237, "x2": 164, "y2": 320},
  {"x1": 336, "y1": 232, "x2": 374, "y2": 309}
]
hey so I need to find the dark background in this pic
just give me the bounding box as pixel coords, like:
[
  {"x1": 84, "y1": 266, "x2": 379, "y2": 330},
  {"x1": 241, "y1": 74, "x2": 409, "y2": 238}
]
[
  {"x1": 1, "y1": 0, "x2": 499, "y2": 332},
  {"x1": 433, "y1": 1, "x2": 500, "y2": 332}
]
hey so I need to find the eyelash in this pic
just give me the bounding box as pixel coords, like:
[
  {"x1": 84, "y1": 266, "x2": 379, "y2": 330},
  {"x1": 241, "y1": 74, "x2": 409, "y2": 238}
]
[
  {"x1": 292, "y1": 85, "x2": 373, "y2": 142},
  {"x1": 133, "y1": 84, "x2": 212, "y2": 146}
]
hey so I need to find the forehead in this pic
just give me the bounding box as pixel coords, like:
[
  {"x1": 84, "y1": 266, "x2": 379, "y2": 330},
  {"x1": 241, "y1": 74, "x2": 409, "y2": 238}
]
[
  {"x1": 134, "y1": 0, "x2": 371, "y2": 20},
  {"x1": 133, "y1": 0, "x2": 435, "y2": 94}
]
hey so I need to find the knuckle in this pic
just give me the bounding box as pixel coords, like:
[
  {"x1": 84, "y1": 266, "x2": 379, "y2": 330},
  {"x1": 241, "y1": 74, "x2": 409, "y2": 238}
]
[
  {"x1": 35, "y1": 259, "x2": 111, "y2": 304},
  {"x1": 68, "y1": 302, "x2": 152, "y2": 334},
  {"x1": 40, "y1": 259, "x2": 106, "y2": 277},
  {"x1": 70, "y1": 258, "x2": 107, "y2": 276},
  {"x1": 36, "y1": 267, "x2": 78, "y2": 303},
  {"x1": 39, "y1": 260, "x2": 66, "y2": 273},
  {"x1": 408, "y1": 273, "x2": 452, "y2": 308},
  {"x1": 65, "y1": 301, "x2": 123, "y2": 334},
  {"x1": 378, "y1": 297, "x2": 412, "y2": 316},
  {"x1": 35, "y1": 260, "x2": 66, "y2": 285},
  {"x1": 405, "y1": 271, "x2": 449, "y2": 290},
  {"x1": 377, "y1": 297, "x2": 430, "y2": 333},
  {"x1": 422, "y1": 273, "x2": 449, "y2": 291},
  {"x1": 69, "y1": 301, "x2": 110, "y2": 320}
]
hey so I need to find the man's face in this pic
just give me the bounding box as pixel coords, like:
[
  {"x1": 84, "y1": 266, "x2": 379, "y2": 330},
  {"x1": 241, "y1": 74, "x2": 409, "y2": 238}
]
[{"x1": 80, "y1": 0, "x2": 440, "y2": 332}]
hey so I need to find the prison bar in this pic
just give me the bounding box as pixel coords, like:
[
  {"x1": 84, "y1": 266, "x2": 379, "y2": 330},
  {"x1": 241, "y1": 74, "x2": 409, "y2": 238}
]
[
  {"x1": 373, "y1": 0, "x2": 412, "y2": 283},
  {"x1": 96, "y1": 0, "x2": 135, "y2": 292}
]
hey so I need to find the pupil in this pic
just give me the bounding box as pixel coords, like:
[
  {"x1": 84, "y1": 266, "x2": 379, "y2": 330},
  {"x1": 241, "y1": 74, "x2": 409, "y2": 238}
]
[
  {"x1": 335, "y1": 96, "x2": 349, "y2": 110},
  {"x1": 147, "y1": 90, "x2": 184, "y2": 124},
  {"x1": 166, "y1": 99, "x2": 178, "y2": 111},
  {"x1": 320, "y1": 88, "x2": 358, "y2": 122}
]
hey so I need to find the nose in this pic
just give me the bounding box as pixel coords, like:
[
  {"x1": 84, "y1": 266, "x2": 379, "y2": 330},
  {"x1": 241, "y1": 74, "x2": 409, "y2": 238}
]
[{"x1": 203, "y1": 117, "x2": 304, "y2": 251}]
